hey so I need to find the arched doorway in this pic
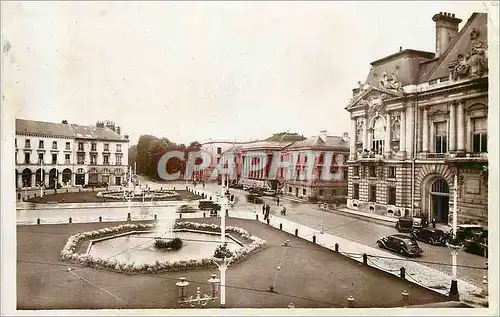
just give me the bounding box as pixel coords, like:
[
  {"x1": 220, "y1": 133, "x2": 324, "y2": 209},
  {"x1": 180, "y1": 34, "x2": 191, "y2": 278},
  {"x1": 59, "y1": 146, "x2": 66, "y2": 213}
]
[
  {"x1": 430, "y1": 178, "x2": 450, "y2": 223},
  {"x1": 35, "y1": 169, "x2": 46, "y2": 186},
  {"x1": 75, "y1": 168, "x2": 85, "y2": 186},
  {"x1": 22, "y1": 169, "x2": 32, "y2": 187},
  {"x1": 62, "y1": 168, "x2": 72, "y2": 185},
  {"x1": 49, "y1": 168, "x2": 58, "y2": 187}
]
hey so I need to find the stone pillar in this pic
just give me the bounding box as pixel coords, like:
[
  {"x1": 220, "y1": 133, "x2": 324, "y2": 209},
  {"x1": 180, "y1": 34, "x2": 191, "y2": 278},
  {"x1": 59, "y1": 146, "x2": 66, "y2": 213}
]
[
  {"x1": 31, "y1": 173, "x2": 36, "y2": 188},
  {"x1": 449, "y1": 103, "x2": 456, "y2": 152},
  {"x1": 350, "y1": 118, "x2": 357, "y2": 158},
  {"x1": 17, "y1": 173, "x2": 22, "y2": 189},
  {"x1": 400, "y1": 110, "x2": 406, "y2": 153},
  {"x1": 406, "y1": 106, "x2": 414, "y2": 156},
  {"x1": 84, "y1": 172, "x2": 89, "y2": 185},
  {"x1": 429, "y1": 119, "x2": 435, "y2": 153},
  {"x1": 362, "y1": 118, "x2": 368, "y2": 151},
  {"x1": 422, "y1": 107, "x2": 429, "y2": 152},
  {"x1": 385, "y1": 113, "x2": 391, "y2": 155},
  {"x1": 466, "y1": 116, "x2": 472, "y2": 153},
  {"x1": 457, "y1": 101, "x2": 465, "y2": 153},
  {"x1": 44, "y1": 171, "x2": 49, "y2": 186}
]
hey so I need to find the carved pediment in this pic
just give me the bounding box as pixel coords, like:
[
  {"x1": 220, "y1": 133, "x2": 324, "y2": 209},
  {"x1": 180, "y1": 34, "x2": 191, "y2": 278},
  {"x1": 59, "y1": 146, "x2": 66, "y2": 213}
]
[{"x1": 346, "y1": 86, "x2": 402, "y2": 112}]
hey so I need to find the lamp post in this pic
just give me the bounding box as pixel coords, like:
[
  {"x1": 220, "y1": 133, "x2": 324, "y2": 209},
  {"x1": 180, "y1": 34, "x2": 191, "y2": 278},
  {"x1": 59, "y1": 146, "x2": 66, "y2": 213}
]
[
  {"x1": 318, "y1": 203, "x2": 324, "y2": 234},
  {"x1": 40, "y1": 159, "x2": 44, "y2": 198},
  {"x1": 447, "y1": 173, "x2": 461, "y2": 300},
  {"x1": 215, "y1": 172, "x2": 228, "y2": 308},
  {"x1": 176, "y1": 276, "x2": 220, "y2": 308}
]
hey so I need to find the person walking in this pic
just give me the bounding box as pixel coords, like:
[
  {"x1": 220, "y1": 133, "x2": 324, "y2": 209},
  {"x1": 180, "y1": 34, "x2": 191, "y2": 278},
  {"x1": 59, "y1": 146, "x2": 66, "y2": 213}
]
[
  {"x1": 266, "y1": 204, "x2": 271, "y2": 215},
  {"x1": 277, "y1": 196, "x2": 280, "y2": 206},
  {"x1": 262, "y1": 204, "x2": 266, "y2": 216}
]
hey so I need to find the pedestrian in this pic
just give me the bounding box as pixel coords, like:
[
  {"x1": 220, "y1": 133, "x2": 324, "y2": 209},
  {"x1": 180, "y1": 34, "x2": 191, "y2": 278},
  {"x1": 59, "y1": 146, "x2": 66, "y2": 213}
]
[
  {"x1": 231, "y1": 194, "x2": 234, "y2": 202},
  {"x1": 266, "y1": 204, "x2": 271, "y2": 215},
  {"x1": 432, "y1": 217, "x2": 436, "y2": 228},
  {"x1": 262, "y1": 204, "x2": 266, "y2": 215},
  {"x1": 277, "y1": 196, "x2": 280, "y2": 206},
  {"x1": 203, "y1": 181, "x2": 205, "y2": 188}
]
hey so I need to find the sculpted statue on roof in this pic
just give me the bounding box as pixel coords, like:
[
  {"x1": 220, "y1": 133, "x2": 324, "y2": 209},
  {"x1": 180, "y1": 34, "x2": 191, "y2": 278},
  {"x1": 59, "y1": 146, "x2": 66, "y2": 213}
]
[
  {"x1": 448, "y1": 28, "x2": 488, "y2": 81},
  {"x1": 379, "y1": 72, "x2": 403, "y2": 91}
]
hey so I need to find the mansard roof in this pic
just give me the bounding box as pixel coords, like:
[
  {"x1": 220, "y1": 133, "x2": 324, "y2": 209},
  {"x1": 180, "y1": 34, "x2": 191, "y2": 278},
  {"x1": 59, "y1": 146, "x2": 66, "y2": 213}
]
[
  {"x1": 287, "y1": 135, "x2": 349, "y2": 151},
  {"x1": 16, "y1": 118, "x2": 128, "y2": 142}
]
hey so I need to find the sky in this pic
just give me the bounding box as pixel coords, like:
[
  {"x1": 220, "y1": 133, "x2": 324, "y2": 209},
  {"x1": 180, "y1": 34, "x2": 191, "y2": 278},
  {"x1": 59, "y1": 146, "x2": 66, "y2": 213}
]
[{"x1": 2, "y1": 1, "x2": 491, "y2": 146}]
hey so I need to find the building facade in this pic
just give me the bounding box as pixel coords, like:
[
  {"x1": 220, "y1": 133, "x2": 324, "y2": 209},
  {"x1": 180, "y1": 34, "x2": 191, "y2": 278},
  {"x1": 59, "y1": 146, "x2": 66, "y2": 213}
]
[
  {"x1": 15, "y1": 119, "x2": 129, "y2": 189},
  {"x1": 283, "y1": 132, "x2": 350, "y2": 203},
  {"x1": 345, "y1": 12, "x2": 488, "y2": 226}
]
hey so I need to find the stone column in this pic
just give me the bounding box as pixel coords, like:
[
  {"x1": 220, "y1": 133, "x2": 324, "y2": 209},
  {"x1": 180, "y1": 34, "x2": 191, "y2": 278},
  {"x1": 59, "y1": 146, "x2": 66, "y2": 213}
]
[
  {"x1": 466, "y1": 116, "x2": 472, "y2": 153},
  {"x1": 31, "y1": 173, "x2": 36, "y2": 188},
  {"x1": 363, "y1": 118, "x2": 368, "y2": 151},
  {"x1": 17, "y1": 173, "x2": 22, "y2": 189},
  {"x1": 457, "y1": 101, "x2": 465, "y2": 153},
  {"x1": 400, "y1": 110, "x2": 406, "y2": 153},
  {"x1": 350, "y1": 118, "x2": 357, "y2": 158},
  {"x1": 84, "y1": 172, "x2": 89, "y2": 185},
  {"x1": 385, "y1": 113, "x2": 391, "y2": 154},
  {"x1": 406, "y1": 106, "x2": 414, "y2": 156},
  {"x1": 44, "y1": 171, "x2": 49, "y2": 186},
  {"x1": 422, "y1": 107, "x2": 429, "y2": 152},
  {"x1": 449, "y1": 103, "x2": 456, "y2": 152}
]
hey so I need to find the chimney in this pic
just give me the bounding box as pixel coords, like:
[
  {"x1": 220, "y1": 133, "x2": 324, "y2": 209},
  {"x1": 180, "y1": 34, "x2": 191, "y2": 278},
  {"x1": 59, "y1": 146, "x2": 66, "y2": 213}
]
[
  {"x1": 432, "y1": 12, "x2": 462, "y2": 58},
  {"x1": 116, "y1": 126, "x2": 121, "y2": 135},
  {"x1": 342, "y1": 132, "x2": 349, "y2": 143},
  {"x1": 319, "y1": 130, "x2": 328, "y2": 142}
]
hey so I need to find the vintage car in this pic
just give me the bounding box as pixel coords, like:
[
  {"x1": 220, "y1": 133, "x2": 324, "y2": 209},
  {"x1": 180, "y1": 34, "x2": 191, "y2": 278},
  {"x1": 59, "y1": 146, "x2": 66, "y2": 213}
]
[
  {"x1": 198, "y1": 200, "x2": 221, "y2": 211},
  {"x1": 377, "y1": 234, "x2": 424, "y2": 257},
  {"x1": 454, "y1": 224, "x2": 488, "y2": 256},
  {"x1": 395, "y1": 217, "x2": 423, "y2": 232},
  {"x1": 176, "y1": 204, "x2": 198, "y2": 213},
  {"x1": 411, "y1": 228, "x2": 449, "y2": 246}
]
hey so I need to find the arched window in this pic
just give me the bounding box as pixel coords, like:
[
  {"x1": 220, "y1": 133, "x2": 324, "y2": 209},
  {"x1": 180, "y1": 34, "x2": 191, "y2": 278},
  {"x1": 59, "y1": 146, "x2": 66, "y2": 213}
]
[
  {"x1": 372, "y1": 117, "x2": 385, "y2": 154},
  {"x1": 391, "y1": 120, "x2": 400, "y2": 151}
]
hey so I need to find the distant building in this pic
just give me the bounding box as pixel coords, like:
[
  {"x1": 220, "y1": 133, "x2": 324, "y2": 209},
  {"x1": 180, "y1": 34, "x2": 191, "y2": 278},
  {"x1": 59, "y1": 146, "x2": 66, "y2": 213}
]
[
  {"x1": 283, "y1": 131, "x2": 350, "y2": 203},
  {"x1": 15, "y1": 119, "x2": 129, "y2": 189},
  {"x1": 345, "y1": 12, "x2": 488, "y2": 225}
]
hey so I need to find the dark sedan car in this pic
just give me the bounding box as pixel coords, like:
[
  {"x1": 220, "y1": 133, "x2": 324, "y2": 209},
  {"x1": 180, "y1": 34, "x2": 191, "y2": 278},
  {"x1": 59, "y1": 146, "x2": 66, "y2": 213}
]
[
  {"x1": 377, "y1": 234, "x2": 424, "y2": 257},
  {"x1": 411, "y1": 228, "x2": 449, "y2": 246}
]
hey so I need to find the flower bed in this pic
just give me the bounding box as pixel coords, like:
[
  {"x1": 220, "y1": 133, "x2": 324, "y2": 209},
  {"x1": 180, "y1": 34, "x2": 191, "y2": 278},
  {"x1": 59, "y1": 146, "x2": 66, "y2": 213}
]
[
  {"x1": 59, "y1": 221, "x2": 266, "y2": 274},
  {"x1": 99, "y1": 190, "x2": 180, "y2": 200}
]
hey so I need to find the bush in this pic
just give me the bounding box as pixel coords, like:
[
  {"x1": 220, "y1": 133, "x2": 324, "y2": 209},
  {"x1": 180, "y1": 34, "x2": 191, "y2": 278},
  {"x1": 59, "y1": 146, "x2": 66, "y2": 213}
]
[{"x1": 154, "y1": 237, "x2": 183, "y2": 250}]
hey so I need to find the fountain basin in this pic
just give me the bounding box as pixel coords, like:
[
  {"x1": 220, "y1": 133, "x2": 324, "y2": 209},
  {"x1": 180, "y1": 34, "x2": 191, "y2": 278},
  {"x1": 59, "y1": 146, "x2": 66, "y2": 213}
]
[
  {"x1": 59, "y1": 222, "x2": 267, "y2": 274},
  {"x1": 87, "y1": 229, "x2": 243, "y2": 265}
]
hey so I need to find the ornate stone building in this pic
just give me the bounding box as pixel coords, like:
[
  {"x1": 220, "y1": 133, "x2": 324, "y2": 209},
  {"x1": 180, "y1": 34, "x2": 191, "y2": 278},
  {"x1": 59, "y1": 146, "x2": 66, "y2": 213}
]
[{"x1": 345, "y1": 12, "x2": 488, "y2": 225}]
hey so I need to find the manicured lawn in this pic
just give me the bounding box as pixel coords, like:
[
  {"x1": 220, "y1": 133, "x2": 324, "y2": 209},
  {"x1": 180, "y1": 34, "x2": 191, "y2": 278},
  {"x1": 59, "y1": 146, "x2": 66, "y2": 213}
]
[
  {"x1": 25, "y1": 189, "x2": 201, "y2": 204},
  {"x1": 17, "y1": 218, "x2": 449, "y2": 309}
]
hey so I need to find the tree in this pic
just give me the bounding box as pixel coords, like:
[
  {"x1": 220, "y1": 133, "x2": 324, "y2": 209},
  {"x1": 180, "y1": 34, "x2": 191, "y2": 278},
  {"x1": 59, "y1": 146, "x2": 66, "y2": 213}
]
[{"x1": 128, "y1": 145, "x2": 137, "y2": 167}]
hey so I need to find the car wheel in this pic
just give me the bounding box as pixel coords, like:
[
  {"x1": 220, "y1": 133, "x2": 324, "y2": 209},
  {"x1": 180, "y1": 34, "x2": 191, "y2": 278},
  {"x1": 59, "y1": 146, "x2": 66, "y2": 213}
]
[
  {"x1": 377, "y1": 242, "x2": 384, "y2": 249},
  {"x1": 428, "y1": 238, "x2": 435, "y2": 245},
  {"x1": 399, "y1": 249, "x2": 406, "y2": 256}
]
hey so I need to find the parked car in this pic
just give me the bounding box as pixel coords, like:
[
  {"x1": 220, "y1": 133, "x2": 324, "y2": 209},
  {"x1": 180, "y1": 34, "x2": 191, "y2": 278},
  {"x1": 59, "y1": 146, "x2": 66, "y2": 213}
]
[
  {"x1": 411, "y1": 228, "x2": 449, "y2": 246},
  {"x1": 262, "y1": 190, "x2": 277, "y2": 197},
  {"x1": 45, "y1": 182, "x2": 62, "y2": 190},
  {"x1": 176, "y1": 204, "x2": 198, "y2": 213},
  {"x1": 377, "y1": 234, "x2": 424, "y2": 257},
  {"x1": 453, "y1": 224, "x2": 488, "y2": 256},
  {"x1": 198, "y1": 200, "x2": 221, "y2": 211},
  {"x1": 395, "y1": 217, "x2": 423, "y2": 233},
  {"x1": 84, "y1": 182, "x2": 108, "y2": 189}
]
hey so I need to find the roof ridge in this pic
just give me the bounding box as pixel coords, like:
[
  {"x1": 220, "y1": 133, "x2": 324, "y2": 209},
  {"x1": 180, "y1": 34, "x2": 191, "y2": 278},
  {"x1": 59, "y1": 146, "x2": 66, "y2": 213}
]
[{"x1": 421, "y1": 12, "x2": 480, "y2": 82}]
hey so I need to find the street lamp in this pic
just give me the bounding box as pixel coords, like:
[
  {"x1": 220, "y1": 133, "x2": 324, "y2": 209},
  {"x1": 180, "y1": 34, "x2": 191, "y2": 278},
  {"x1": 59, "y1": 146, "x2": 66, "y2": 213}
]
[
  {"x1": 318, "y1": 203, "x2": 325, "y2": 234},
  {"x1": 175, "y1": 276, "x2": 220, "y2": 308},
  {"x1": 446, "y1": 173, "x2": 462, "y2": 300}
]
